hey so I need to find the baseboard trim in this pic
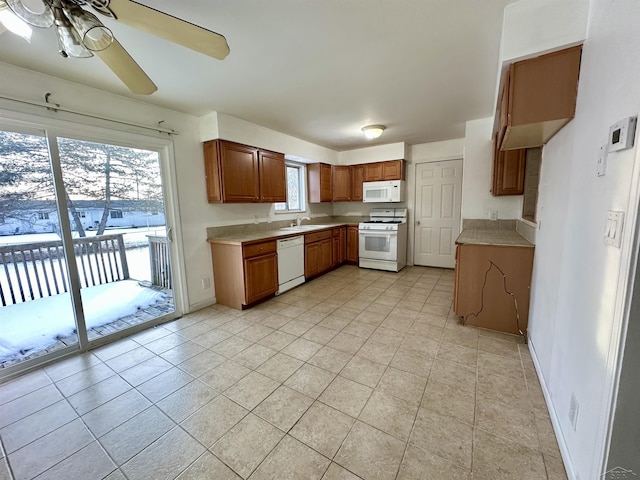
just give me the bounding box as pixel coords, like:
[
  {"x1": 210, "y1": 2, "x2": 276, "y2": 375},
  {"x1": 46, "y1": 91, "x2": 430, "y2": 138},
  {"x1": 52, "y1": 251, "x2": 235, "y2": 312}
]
[
  {"x1": 528, "y1": 339, "x2": 579, "y2": 480},
  {"x1": 187, "y1": 297, "x2": 217, "y2": 314}
]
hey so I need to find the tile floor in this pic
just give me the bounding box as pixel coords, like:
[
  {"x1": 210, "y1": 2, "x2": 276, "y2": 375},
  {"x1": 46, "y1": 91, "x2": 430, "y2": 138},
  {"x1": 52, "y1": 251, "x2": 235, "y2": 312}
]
[{"x1": 0, "y1": 265, "x2": 567, "y2": 480}]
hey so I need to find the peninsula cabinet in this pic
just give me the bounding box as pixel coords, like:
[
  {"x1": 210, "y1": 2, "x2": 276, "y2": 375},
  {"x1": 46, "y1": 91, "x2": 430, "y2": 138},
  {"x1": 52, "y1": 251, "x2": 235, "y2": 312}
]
[
  {"x1": 492, "y1": 133, "x2": 526, "y2": 196},
  {"x1": 308, "y1": 163, "x2": 333, "y2": 203},
  {"x1": 204, "y1": 139, "x2": 286, "y2": 203},
  {"x1": 304, "y1": 230, "x2": 333, "y2": 278},
  {"x1": 210, "y1": 239, "x2": 278, "y2": 309},
  {"x1": 346, "y1": 225, "x2": 359, "y2": 263},
  {"x1": 453, "y1": 243, "x2": 534, "y2": 335},
  {"x1": 498, "y1": 45, "x2": 582, "y2": 150}
]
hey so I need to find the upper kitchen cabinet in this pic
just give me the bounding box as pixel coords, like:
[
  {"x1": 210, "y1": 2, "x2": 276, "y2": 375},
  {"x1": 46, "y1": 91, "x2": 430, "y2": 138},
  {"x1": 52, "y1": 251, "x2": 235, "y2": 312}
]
[
  {"x1": 258, "y1": 150, "x2": 287, "y2": 202},
  {"x1": 332, "y1": 166, "x2": 351, "y2": 202},
  {"x1": 308, "y1": 163, "x2": 333, "y2": 203},
  {"x1": 497, "y1": 45, "x2": 582, "y2": 151},
  {"x1": 204, "y1": 139, "x2": 286, "y2": 203},
  {"x1": 364, "y1": 160, "x2": 406, "y2": 182},
  {"x1": 492, "y1": 133, "x2": 526, "y2": 196},
  {"x1": 351, "y1": 164, "x2": 364, "y2": 201}
]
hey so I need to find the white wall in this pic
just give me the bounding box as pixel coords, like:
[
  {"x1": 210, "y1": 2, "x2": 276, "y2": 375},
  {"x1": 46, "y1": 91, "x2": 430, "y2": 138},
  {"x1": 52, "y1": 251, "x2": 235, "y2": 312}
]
[
  {"x1": 526, "y1": 0, "x2": 640, "y2": 478},
  {"x1": 500, "y1": 0, "x2": 589, "y2": 63},
  {"x1": 337, "y1": 142, "x2": 407, "y2": 165},
  {"x1": 201, "y1": 112, "x2": 338, "y2": 165},
  {"x1": 461, "y1": 118, "x2": 521, "y2": 220}
]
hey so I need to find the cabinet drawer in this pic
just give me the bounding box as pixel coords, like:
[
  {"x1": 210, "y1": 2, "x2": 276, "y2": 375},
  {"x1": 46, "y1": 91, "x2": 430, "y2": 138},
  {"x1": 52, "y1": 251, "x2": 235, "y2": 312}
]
[
  {"x1": 305, "y1": 230, "x2": 332, "y2": 244},
  {"x1": 243, "y1": 240, "x2": 276, "y2": 258}
]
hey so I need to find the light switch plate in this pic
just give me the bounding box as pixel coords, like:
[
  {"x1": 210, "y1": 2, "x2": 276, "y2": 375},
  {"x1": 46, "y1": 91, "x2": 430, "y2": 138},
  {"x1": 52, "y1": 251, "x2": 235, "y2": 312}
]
[
  {"x1": 597, "y1": 144, "x2": 607, "y2": 176},
  {"x1": 604, "y1": 211, "x2": 625, "y2": 248}
]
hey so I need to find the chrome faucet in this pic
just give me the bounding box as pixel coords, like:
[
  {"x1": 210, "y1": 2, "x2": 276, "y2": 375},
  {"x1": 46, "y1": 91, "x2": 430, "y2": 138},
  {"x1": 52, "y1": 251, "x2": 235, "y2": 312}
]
[{"x1": 296, "y1": 216, "x2": 311, "y2": 226}]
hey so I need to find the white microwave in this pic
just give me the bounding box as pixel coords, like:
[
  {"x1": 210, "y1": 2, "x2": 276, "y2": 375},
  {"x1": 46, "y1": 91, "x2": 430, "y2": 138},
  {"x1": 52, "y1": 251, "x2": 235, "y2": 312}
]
[{"x1": 362, "y1": 180, "x2": 406, "y2": 203}]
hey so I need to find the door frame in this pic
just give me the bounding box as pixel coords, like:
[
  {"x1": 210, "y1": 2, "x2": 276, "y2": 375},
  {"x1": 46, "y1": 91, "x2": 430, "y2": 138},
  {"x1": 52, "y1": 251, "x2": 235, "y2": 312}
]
[
  {"x1": 411, "y1": 157, "x2": 463, "y2": 268},
  {"x1": 0, "y1": 109, "x2": 187, "y2": 381}
]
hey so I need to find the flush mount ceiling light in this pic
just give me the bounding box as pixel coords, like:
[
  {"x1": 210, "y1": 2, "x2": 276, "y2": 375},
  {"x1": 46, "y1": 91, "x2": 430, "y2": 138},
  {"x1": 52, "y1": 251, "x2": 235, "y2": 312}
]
[
  {"x1": 0, "y1": 0, "x2": 231, "y2": 95},
  {"x1": 362, "y1": 125, "x2": 386, "y2": 140}
]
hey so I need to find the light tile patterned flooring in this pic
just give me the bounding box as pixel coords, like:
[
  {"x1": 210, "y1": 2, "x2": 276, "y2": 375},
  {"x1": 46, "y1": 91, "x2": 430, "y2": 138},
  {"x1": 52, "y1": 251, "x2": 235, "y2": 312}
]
[{"x1": 0, "y1": 265, "x2": 567, "y2": 480}]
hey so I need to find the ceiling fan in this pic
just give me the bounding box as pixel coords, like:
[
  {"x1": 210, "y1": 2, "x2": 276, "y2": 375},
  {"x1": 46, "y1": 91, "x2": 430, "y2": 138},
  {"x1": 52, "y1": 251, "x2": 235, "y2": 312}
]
[{"x1": 0, "y1": 0, "x2": 230, "y2": 95}]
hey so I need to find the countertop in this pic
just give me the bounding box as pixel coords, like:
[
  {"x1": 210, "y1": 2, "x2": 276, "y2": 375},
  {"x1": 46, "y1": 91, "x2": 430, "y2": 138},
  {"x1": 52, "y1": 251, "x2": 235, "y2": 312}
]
[
  {"x1": 456, "y1": 228, "x2": 533, "y2": 247},
  {"x1": 207, "y1": 223, "x2": 354, "y2": 246}
]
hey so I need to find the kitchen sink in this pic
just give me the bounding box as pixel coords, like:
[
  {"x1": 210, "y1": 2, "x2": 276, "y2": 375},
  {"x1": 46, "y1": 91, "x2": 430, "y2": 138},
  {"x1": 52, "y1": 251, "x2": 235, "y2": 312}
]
[{"x1": 280, "y1": 225, "x2": 332, "y2": 231}]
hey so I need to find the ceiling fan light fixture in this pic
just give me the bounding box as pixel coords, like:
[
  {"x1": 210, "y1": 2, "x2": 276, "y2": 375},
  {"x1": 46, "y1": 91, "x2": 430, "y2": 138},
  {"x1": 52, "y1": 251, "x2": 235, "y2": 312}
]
[
  {"x1": 0, "y1": 1, "x2": 32, "y2": 40},
  {"x1": 53, "y1": 6, "x2": 92, "y2": 58},
  {"x1": 62, "y1": 2, "x2": 113, "y2": 51},
  {"x1": 362, "y1": 125, "x2": 386, "y2": 140},
  {"x1": 4, "y1": 0, "x2": 52, "y2": 27}
]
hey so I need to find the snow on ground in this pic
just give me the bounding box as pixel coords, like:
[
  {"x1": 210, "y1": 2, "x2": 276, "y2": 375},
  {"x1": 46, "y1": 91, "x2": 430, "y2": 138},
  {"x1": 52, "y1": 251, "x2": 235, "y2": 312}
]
[{"x1": 0, "y1": 280, "x2": 168, "y2": 361}]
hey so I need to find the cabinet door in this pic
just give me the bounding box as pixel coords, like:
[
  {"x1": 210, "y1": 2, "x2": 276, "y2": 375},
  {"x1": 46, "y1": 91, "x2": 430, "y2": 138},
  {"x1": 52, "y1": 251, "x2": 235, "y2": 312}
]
[
  {"x1": 332, "y1": 166, "x2": 351, "y2": 201},
  {"x1": 308, "y1": 163, "x2": 333, "y2": 203},
  {"x1": 382, "y1": 160, "x2": 405, "y2": 180},
  {"x1": 346, "y1": 226, "x2": 359, "y2": 263},
  {"x1": 364, "y1": 162, "x2": 382, "y2": 182},
  {"x1": 318, "y1": 239, "x2": 333, "y2": 274},
  {"x1": 305, "y1": 243, "x2": 319, "y2": 278},
  {"x1": 219, "y1": 141, "x2": 260, "y2": 202},
  {"x1": 332, "y1": 236, "x2": 341, "y2": 267},
  {"x1": 492, "y1": 138, "x2": 526, "y2": 196},
  {"x1": 244, "y1": 253, "x2": 278, "y2": 304},
  {"x1": 259, "y1": 150, "x2": 286, "y2": 202},
  {"x1": 203, "y1": 140, "x2": 222, "y2": 203},
  {"x1": 339, "y1": 227, "x2": 347, "y2": 263},
  {"x1": 350, "y1": 165, "x2": 364, "y2": 201}
]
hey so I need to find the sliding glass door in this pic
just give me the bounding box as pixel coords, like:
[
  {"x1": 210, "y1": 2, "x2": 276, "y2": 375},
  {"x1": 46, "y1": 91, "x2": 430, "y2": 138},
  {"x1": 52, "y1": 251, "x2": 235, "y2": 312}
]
[{"x1": 0, "y1": 125, "x2": 179, "y2": 376}]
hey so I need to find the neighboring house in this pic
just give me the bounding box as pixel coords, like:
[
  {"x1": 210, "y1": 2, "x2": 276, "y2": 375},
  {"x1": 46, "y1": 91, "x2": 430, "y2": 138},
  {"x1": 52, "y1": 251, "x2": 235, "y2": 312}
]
[{"x1": 0, "y1": 200, "x2": 165, "y2": 236}]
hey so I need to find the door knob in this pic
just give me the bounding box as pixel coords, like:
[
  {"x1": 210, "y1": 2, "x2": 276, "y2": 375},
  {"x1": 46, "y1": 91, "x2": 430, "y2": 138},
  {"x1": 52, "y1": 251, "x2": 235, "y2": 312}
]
[{"x1": 416, "y1": 221, "x2": 420, "y2": 226}]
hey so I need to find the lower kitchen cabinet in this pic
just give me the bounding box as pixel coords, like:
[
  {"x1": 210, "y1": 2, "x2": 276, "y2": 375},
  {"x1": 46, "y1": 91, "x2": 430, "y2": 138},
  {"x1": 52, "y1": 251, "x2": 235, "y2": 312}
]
[
  {"x1": 210, "y1": 239, "x2": 278, "y2": 309},
  {"x1": 453, "y1": 243, "x2": 534, "y2": 335},
  {"x1": 332, "y1": 227, "x2": 347, "y2": 267},
  {"x1": 346, "y1": 225, "x2": 359, "y2": 263},
  {"x1": 305, "y1": 230, "x2": 333, "y2": 279}
]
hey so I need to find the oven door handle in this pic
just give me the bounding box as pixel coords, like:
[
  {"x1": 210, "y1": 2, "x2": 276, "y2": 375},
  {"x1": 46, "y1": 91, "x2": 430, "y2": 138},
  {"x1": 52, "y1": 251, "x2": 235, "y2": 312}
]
[{"x1": 359, "y1": 231, "x2": 398, "y2": 237}]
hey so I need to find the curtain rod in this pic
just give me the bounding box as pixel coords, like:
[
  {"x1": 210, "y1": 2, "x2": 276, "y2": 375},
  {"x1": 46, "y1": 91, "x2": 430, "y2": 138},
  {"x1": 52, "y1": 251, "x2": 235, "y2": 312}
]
[{"x1": 0, "y1": 93, "x2": 179, "y2": 136}]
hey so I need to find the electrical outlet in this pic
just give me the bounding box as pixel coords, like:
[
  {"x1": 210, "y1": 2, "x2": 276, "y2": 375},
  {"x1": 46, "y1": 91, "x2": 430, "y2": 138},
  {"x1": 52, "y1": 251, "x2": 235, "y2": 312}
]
[
  {"x1": 569, "y1": 393, "x2": 579, "y2": 431},
  {"x1": 201, "y1": 277, "x2": 211, "y2": 290},
  {"x1": 489, "y1": 209, "x2": 498, "y2": 221}
]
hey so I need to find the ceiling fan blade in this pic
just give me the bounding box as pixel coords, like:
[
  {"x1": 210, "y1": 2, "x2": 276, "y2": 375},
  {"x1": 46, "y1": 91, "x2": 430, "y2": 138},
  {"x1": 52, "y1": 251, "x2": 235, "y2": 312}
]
[
  {"x1": 107, "y1": 0, "x2": 230, "y2": 60},
  {"x1": 96, "y1": 38, "x2": 157, "y2": 95}
]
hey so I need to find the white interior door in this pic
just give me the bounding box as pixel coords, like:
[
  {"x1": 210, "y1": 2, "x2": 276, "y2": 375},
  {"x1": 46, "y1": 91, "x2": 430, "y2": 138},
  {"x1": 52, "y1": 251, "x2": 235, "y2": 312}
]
[{"x1": 414, "y1": 159, "x2": 463, "y2": 268}]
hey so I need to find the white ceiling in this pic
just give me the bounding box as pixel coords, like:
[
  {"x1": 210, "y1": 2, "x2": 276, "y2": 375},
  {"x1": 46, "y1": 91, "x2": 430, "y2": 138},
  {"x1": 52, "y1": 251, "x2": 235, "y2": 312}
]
[{"x1": 0, "y1": 0, "x2": 516, "y2": 150}]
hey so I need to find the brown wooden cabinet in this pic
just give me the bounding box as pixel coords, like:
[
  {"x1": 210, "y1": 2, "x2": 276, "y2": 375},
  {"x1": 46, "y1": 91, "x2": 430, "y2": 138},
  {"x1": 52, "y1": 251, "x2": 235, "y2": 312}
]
[
  {"x1": 351, "y1": 165, "x2": 364, "y2": 201},
  {"x1": 332, "y1": 166, "x2": 352, "y2": 202},
  {"x1": 258, "y1": 150, "x2": 286, "y2": 202},
  {"x1": 492, "y1": 133, "x2": 526, "y2": 196},
  {"x1": 210, "y1": 239, "x2": 278, "y2": 309},
  {"x1": 364, "y1": 162, "x2": 383, "y2": 182},
  {"x1": 304, "y1": 230, "x2": 333, "y2": 278},
  {"x1": 307, "y1": 163, "x2": 333, "y2": 203},
  {"x1": 497, "y1": 45, "x2": 582, "y2": 150},
  {"x1": 346, "y1": 225, "x2": 359, "y2": 264},
  {"x1": 453, "y1": 243, "x2": 534, "y2": 335},
  {"x1": 331, "y1": 227, "x2": 347, "y2": 267},
  {"x1": 364, "y1": 160, "x2": 406, "y2": 182},
  {"x1": 204, "y1": 139, "x2": 286, "y2": 203}
]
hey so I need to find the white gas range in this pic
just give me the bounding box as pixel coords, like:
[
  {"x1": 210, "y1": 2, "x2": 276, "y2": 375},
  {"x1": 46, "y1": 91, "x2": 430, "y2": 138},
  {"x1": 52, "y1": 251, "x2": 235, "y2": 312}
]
[{"x1": 358, "y1": 208, "x2": 408, "y2": 272}]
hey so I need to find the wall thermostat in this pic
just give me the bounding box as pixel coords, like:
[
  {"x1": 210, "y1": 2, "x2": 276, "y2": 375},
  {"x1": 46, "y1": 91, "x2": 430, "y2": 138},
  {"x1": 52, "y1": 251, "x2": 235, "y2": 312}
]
[{"x1": 608, "y1": 116, "x2": 637, "y2": 152}]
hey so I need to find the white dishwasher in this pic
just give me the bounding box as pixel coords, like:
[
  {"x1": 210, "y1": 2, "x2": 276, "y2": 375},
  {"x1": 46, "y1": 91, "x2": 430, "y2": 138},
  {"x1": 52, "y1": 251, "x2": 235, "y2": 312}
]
[{"x1": 276, "y1": 236, "x2": 305, "y2": 294}]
